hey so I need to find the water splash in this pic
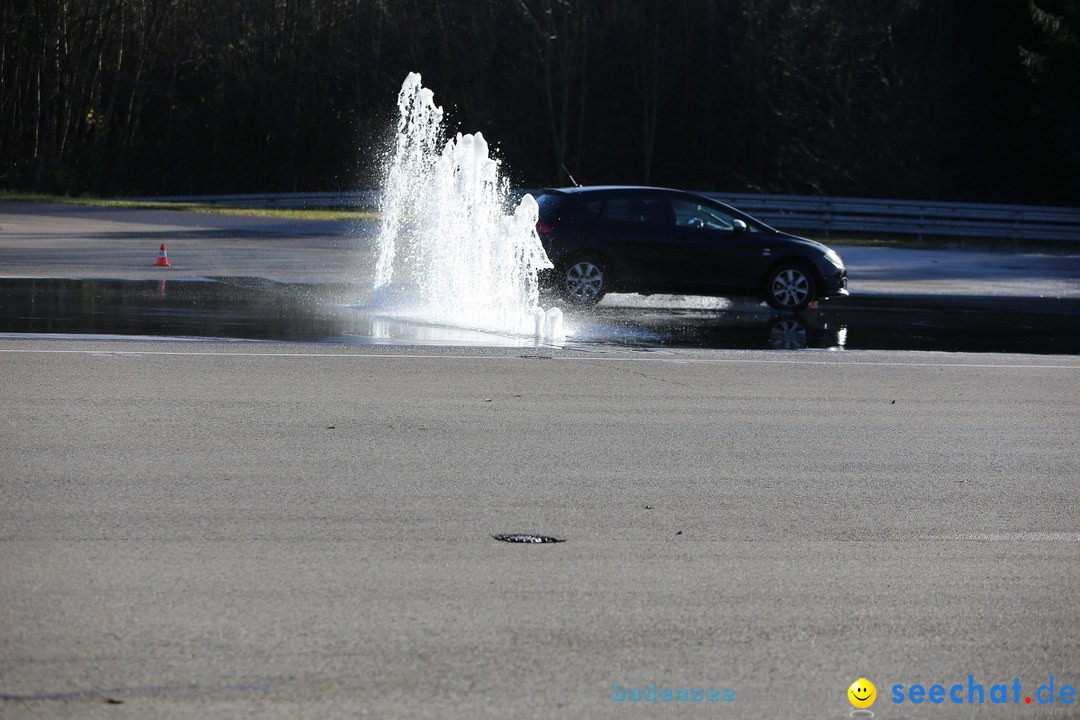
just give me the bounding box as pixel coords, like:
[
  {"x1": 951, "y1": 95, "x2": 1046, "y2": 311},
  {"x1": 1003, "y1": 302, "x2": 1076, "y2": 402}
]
[{"x1": 372, "y1": 73, "x2": 559, "y2": 339}]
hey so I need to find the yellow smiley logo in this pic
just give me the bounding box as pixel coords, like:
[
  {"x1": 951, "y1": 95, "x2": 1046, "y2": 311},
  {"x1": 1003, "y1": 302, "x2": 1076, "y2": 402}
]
[{"x1": 848, "y1": 678, "x2": 876, "y2": 709}]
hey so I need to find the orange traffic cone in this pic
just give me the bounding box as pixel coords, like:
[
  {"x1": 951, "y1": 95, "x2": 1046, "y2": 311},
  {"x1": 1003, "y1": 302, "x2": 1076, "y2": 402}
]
[{"x1": 155, "y1": 243, "x2": 171, "y2": 267}]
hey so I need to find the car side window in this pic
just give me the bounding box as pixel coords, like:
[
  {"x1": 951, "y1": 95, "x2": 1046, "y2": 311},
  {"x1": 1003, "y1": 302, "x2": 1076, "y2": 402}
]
[
  {"x1": 671, "y1": 198, "x2": 743, "y2": 232},
  {"x1": 604, "y1": 196, "x2": 668, "y2": 227},
  {"x1": 581, "y1": 200, "x2": 602, "y2": 220}
]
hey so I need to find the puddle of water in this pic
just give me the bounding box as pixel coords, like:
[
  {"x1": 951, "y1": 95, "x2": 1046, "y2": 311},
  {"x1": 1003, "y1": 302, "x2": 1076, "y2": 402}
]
[
  {"x1": 0, "y1": 278, "x2": 542, "y2": 347},
  {"x1": 1, "y1": 278, "x2": 1078, "y2": 354}
]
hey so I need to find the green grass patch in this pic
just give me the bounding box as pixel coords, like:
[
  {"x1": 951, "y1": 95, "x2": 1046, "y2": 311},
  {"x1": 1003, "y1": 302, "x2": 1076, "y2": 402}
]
[{"x1": 0, "y1": 192, "x2": 377, "y2": 221}]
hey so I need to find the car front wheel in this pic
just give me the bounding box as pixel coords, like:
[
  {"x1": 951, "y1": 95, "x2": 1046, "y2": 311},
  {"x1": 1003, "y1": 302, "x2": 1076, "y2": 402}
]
[
  {"x1": 561, "y1": 256, "x2": 608, "y2": 305},
  {"x1": 765, "y1": 264, "x2": 815, "y2": 312}
]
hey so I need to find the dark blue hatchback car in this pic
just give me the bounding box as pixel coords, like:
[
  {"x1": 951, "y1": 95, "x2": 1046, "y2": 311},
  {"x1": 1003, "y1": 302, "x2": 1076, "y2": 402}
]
[{"x1": 535, "y1": 186, "x2": 848, "y2": 312}]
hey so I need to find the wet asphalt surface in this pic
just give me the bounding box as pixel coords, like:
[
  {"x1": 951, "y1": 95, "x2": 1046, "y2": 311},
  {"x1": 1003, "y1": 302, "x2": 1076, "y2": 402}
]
[{"x1": 2, "y1": 277, "x2": 1079, "y2": 355}]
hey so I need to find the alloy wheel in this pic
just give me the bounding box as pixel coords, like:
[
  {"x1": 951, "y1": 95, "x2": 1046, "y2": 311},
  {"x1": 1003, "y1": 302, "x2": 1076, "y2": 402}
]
[
  {"x1": 770, "y1": 267, "x2": 811, "y2": 309},
  {"x1": 564, "y1": 261, "x2": 605, "y2": 303}
]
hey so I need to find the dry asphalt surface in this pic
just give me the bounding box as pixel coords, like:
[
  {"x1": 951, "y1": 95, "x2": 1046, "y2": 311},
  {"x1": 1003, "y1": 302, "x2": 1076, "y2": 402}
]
[{"x1": 3, "y1": 341, "x2": 1079, "y2": 719}]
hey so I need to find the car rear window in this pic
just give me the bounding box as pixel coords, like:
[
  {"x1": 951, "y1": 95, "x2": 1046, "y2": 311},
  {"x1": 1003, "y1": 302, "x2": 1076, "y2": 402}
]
[
  {"x1": 535, "y1": 192, "x2": 568, "y2": 205},
  {"x1": 535, "y1": 192, "x2": 570, "y2": 216},
  {"x1": 604, "y1": 196, "x2": 667, "y2": 226},
  {"x1": 581, "y1": 200, "x2": 602, "y2": 219}
]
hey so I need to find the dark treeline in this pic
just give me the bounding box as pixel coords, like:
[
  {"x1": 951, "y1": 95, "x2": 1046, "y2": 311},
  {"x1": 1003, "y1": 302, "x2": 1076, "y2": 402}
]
[{"x1": 2, "y1": 0, "x2": 1078, "y2": 203}]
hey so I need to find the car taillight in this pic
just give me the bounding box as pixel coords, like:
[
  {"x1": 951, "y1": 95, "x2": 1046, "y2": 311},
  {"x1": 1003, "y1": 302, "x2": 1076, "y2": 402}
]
[{"x1": 536, "y1": 220, "x2": 554, "y2": 234}]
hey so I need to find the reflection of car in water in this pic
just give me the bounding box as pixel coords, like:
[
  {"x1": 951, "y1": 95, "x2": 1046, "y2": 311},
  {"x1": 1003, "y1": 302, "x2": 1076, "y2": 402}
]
[
  {"x1": 535, "y1": 186, "x2": 848, "y2": 312},
  {"x1": 577, "y1": 304, "x2": 848, "y2": 351},
  {"x1": 767, "y1": 317, "x2": 810, "y2": 350},
  {"x1": 764, "y1": 316, "x2": 849, "y2": 350},
  {"x1": 738, "y1": 314, "x2": 847, "y2": 350}
]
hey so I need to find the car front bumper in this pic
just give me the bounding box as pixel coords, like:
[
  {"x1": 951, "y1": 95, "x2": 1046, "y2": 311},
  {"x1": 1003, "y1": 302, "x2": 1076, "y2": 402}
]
[{"x1": 820, "y1": 270, "x2": 849, "y2": 298}]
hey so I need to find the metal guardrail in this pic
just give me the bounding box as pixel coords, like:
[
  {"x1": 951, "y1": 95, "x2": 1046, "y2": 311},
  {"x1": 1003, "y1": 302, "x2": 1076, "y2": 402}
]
[
  {"x1": 134, "y1": 190, "x2": 1080, "y2": 242},
  {"x1": 703, "y1": 192, "x2": 1080, "y2": 242}
]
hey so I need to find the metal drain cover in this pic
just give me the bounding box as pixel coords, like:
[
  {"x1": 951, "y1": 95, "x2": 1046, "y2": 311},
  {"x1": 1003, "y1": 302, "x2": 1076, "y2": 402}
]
[{"x1": 493, "y1": 533, "x2": 564, "y2": 544}]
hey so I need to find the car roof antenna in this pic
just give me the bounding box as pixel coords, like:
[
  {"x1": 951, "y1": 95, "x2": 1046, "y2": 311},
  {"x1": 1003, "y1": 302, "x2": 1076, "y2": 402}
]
[{"x1": 562, "y1": 163, "x2": 581, "y2": 188}]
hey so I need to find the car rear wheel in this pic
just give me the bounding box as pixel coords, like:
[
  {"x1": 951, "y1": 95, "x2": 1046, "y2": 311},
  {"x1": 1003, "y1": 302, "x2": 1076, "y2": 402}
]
[
  {"x1": 765, "y1": 264, "x2": 815, "y2": 312},
  {"x1": 561, "y1": 256, "x2": 608, "y2": 305}
]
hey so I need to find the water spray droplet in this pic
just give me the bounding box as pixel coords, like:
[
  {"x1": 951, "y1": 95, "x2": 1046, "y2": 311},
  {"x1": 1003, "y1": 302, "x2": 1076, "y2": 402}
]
[
  {"x1": 372, "y1": 73, "x2": 560, "y2": 339},
  {"x1": 543, "y1": 307, "x2": 564, "y2": 342}
]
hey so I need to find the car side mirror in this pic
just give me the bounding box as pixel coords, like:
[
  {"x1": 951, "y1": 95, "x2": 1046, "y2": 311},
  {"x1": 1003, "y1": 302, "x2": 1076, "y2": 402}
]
[{"x1": 732, "y1": 219, "x2": 747, "y2": 235}]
